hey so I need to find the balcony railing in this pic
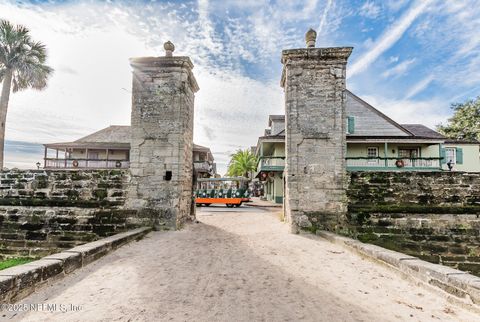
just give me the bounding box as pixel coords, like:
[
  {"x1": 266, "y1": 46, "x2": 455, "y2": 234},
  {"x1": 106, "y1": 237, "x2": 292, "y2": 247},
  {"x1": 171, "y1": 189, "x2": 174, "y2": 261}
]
[
  {"x1": 45, "y1": 158, "x2": 130, "y2": 169},
  {"x1": 261, "y1": 158, "x2": 285, "y2": 167},
  {"x1": 194, "y1": 161, "x2": 213, "y2": 172},
  {"x1": 257, "y1": 157, "x2": 285, "y2": 173},
  {"x1": 346, "y1": 157, "x2": 442, "y2": 170}
]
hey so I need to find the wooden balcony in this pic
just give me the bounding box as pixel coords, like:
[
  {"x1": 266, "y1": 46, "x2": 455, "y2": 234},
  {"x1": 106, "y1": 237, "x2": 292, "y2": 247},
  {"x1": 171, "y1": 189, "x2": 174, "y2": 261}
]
[
  {"x1": 194, "y1": 161, "x2": 212, "y2": 172},
  {"x1": 44, "y1": 158, "x2": 130, "y2": 169},
  {"x1": 193, "y1": 161, "x2": 216, "y2": 178},
  {"x1": 346, "y1": 157, "x2": 443, "y2": 171},
  {"x1": 255, "y1": 156, "x2": 285, "y2": 179},
  {"x1": 258, "y1": 157, "x2": 285, "y2": 171}
]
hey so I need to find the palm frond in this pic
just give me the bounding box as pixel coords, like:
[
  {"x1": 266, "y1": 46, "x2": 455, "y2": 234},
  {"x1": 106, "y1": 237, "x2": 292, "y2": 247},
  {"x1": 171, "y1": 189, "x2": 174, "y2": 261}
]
[
  {"x1": 0, "y1": 19, "x2": 53, "y2": 93},
  {"x1": 227, "y1": 149, "x2": 258, "y2": 178}
]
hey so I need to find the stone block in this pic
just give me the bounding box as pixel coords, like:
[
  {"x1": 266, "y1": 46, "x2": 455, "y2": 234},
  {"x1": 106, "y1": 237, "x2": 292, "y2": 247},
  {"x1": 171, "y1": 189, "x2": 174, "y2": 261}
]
[
  {"x1": 65, "y1": 240, "x2": 112, "y2": 265},
  {"x1": 0, "y1": 275, "x2": 14, "y2": 302},
  {"x1": 23, "y1": 259, "x2": 64, "y2": 282},
  {"x1": 399, "y1": 258, "x2": 465, "y2": 284},
  {"x1": 0, "y1": 264, "x2": 43, "y2": 302},
  {"x1": 43, "y1": 252, "x2": 82, "y2": 274}
]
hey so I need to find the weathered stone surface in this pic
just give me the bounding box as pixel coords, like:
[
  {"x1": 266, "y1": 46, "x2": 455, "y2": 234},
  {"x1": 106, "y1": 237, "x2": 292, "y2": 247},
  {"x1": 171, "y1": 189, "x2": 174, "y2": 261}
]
[
  {"x1": 43, "y1": 252, "x2": 82, "y2": 274},
  {"x1": 23, "y1": 259, "x2": 64, "y2": 281},
  {"x1": 0, "y1": 275, "x2": 14, "y2": 302},
  {"x1": 126, "y1": 53, "x2": 199, "y2": 230},
  {"x1": 0, "y1": 227, "x2": 151, "y2": 304},
  {"x1": 316, "y1": 229, "x2": 480, "y2": 307},
  {"x1": 0, "y1": 264, "x2": 43, "y2": 301},
  {"x1": 281, "y1": 46, "x2": 352, "y2": 233},
  {"x1": 0, "y1": 170, "x2": 155, "y2": 259},
  {"x1": 344, "y1": 171, "x2": 480, "y2": 277},
  {"x1": 65, "y1": 240, "x2": 112, "y2": 265},
  {"x1": 0, "y1": 169, "x2": 128, "y2": 207},
  {"x1": 348, "y1": 171, "x2": 480, "y2": 208}
]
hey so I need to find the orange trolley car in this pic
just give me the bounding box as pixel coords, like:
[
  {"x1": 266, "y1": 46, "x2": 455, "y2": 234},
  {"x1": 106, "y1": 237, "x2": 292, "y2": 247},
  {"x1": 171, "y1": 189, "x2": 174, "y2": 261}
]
[{"x1": 195, "y1": 177, "x2": 251, "y2": 208}]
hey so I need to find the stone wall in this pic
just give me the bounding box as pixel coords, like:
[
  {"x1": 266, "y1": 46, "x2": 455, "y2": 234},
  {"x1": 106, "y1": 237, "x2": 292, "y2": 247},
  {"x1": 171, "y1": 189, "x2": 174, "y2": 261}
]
[
  {"x1": 0, "y1": 170, "x2": 151, "y2": 260},
  {"x1": 343, "y1": 171, "x2": 480, "y2": 276},
  {"x1": 0, "y1": 169, "x2": 127, "y2": 207},
  {"x1": 127, "y1": 53, "x2": 198, "y2": 230},
  {"x1": 281, "y1": 46, "x2": 352, "y2": 233}
]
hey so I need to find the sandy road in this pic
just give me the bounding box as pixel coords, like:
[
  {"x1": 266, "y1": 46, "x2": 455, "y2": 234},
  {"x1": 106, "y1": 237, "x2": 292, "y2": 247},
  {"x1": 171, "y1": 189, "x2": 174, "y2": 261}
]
[{"x1": 4, "y1": 205, "x2": 479, "y2": 321}]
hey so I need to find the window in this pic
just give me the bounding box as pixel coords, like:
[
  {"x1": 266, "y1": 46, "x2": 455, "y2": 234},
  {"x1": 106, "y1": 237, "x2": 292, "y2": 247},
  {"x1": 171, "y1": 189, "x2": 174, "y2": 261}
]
[
  {"x1": 367, "y1": 147, "x2": 378, "y2": 164},
  {"x1": 367, "y1": 147, "x2": 378, "y2": 158},
  {"x1": 445, "y1": 147, "x2": 456, "y2": 164}
]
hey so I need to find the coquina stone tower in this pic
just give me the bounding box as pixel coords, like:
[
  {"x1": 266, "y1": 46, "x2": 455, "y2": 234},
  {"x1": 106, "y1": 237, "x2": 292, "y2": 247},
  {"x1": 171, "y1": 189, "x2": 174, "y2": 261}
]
[
  {"x1": 127, "y1": 41, "x2": 199, "y2": 229},
  {"x1": 281, "y1": 29, "x2": 353, "y2": 233}
]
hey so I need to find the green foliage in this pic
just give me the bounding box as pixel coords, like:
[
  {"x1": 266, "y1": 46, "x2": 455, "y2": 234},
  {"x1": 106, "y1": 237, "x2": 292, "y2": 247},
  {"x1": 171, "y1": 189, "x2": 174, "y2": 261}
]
[
  {"x1": 0, "y1": 19, "x2": 53, "y2": 92},
  {"x1": 437, "y1": 97, "x2": 480, "y2": 141},
  {"x1": 226, "y1": 149, "x2": 257, "y2": 177},
  {"x1": 0, "y1": 257, "x2": 34, "y2": 270}
]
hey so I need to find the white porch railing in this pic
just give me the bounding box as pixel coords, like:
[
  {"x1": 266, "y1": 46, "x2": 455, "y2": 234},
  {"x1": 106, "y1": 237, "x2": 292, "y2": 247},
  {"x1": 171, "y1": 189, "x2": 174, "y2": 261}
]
[
  {"x1": 346, "y1": 157, "x2": 442, "y2": 169},
  {"x1": 45, "y1": 158, "x2": 130, "y2": 169},
  {"x1": 259, "y1": 157, "x2": 285, "y2": 167}
]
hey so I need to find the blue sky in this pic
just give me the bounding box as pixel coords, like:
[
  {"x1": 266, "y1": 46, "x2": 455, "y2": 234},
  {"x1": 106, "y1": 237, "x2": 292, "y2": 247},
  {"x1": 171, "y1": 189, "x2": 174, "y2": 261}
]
[{"x1": 1, "y1": 0, "x2": 480, "y2": 172}]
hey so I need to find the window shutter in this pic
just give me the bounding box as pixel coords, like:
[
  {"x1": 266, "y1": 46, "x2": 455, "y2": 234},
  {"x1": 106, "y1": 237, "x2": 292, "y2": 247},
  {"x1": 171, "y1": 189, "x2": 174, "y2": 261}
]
[
  {"x1": 347, "y1": 116, "x2": 355, "y2": 134},
  {"x1": 440, "y1": 147, "x2": 446, "y2": 164},
  {"x1": 456, "y1": 147, "x2": 463, "y2": 164}
]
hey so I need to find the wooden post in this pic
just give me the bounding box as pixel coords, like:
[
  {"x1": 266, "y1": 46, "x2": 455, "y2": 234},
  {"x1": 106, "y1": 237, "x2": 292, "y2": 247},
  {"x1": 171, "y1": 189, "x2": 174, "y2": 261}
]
[
  {"x1": 85, "y1": 148, "x2": 88, "y2": 168},
  {"x1": 384, "y1": 142, "x2": 388, "y2": 168},
  {"x1": 44, "y1": 146, "x2": 48, "y2": 168},
  {"x1": 64, "y1": 148, "x2": 67, "y2": 168},
  {"x1": 106, "y1": 149, "x2": 109, "y2": 168}
]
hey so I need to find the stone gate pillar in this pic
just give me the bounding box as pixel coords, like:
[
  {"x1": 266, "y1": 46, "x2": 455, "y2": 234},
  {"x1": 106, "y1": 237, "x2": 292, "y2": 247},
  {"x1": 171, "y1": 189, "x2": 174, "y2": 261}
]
[
  {"x1": 127, "y1": 41, "x2": 199, "y2": 230},
  {"x1": 281, "y1": 29, "x2": 352, "y2": 233}
]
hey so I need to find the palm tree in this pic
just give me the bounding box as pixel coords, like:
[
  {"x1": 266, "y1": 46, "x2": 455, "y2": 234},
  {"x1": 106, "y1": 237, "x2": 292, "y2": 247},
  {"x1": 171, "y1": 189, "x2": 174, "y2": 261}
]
[
  {"x1": 227, "y1": 149, "x2": 257, "y2": 178},
  {"x1": 0, "y1": 20, "x2": 53, "y2": 169}
]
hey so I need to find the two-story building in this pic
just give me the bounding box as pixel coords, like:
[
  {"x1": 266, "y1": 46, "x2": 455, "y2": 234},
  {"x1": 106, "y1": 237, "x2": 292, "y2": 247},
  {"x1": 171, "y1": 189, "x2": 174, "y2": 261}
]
[
  {"x1": 254, "y1": 90, "x2": 480, "y2": 203},
  {"x1": 43, "y1": 125, "x2": 216, "y2": 177}
]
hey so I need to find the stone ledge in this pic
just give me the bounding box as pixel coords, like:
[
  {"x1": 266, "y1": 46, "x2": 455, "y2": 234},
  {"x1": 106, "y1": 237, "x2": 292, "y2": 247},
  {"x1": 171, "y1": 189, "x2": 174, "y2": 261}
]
[
  {"x1": 0, "y1": 227, "x2": 151, "y2": 304},
  {"x1": 316, "y1": 230, "x2": 480, "y2": 311}
]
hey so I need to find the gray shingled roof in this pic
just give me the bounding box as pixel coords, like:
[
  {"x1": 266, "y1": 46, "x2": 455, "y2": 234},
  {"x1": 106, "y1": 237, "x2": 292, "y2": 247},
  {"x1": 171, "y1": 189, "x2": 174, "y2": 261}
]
[
  {"x1": 400, "y1": 124, "x2": 445, "y2": 139},
  {"x1": 76, "y1": 125, "x2": 131, "y2": 143},
  {"x1": 45, "y1": 126, "x2": 213, "y2": 154}
]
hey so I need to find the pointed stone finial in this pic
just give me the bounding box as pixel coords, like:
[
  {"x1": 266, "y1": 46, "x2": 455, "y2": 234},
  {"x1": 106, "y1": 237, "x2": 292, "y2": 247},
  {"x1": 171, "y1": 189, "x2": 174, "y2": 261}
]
[
  {"x1": 305, "y1": 28, "x2": 317, "y2": 48},
  {"x1": 164, "y1": 41, "x2": 175, "y2": 57}
]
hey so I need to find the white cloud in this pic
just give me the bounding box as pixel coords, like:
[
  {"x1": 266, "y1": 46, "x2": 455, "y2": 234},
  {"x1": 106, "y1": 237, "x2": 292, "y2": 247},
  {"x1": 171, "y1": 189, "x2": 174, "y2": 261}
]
[
  {"x1": 385, "y1": 0, "x2": 410, "y2": 12},
  {"x1": 318, "y1": 0, "x2": 333, "y2": 34},
  {"x1": 0, "y1": 0, "x2": 300, "y2": 173},
  {"x1": 348, "y1": 0, "x2": 432, "y2": 78},
  {"x1": 389, "y1": 56, "x2": 399, "y2": 63},
  {"x1": 405, "y1": 74, "x2": 435, "y2": 99},
  {"x1": 381, "y1": 58, "x2": 416, "y2": 78},
  {"x1": 194, "y1": 67, "x2": 283, "y2": 172},
  {"x1": 359, "y1": 1, "x2": 381, "y2": 19},
  {"x1": 404, "y1": 1, "x2": 480, "y2": 95},
  {"x1": 2, "y1": 0, "x2": 479, "y2": 173}
]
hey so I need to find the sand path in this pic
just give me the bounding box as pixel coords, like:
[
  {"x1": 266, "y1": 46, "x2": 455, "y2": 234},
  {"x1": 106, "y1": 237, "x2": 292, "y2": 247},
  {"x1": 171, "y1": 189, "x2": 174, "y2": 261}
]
[{"x1": 5, "y1": 206, "x2": 479, "y2": 321}]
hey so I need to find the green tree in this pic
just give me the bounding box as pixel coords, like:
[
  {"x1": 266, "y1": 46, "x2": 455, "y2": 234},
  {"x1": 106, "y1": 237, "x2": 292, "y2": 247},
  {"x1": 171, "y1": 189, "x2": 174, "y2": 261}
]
[
  {"x1": 437, "y1": 97, "x2": 480, "y2": 141},
  {"x1": 226, "y1": 149, "x2": 257, "y2": 178},
  {"x1": 0, "y1": 20, "x2": 53, "y2": 169}
]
